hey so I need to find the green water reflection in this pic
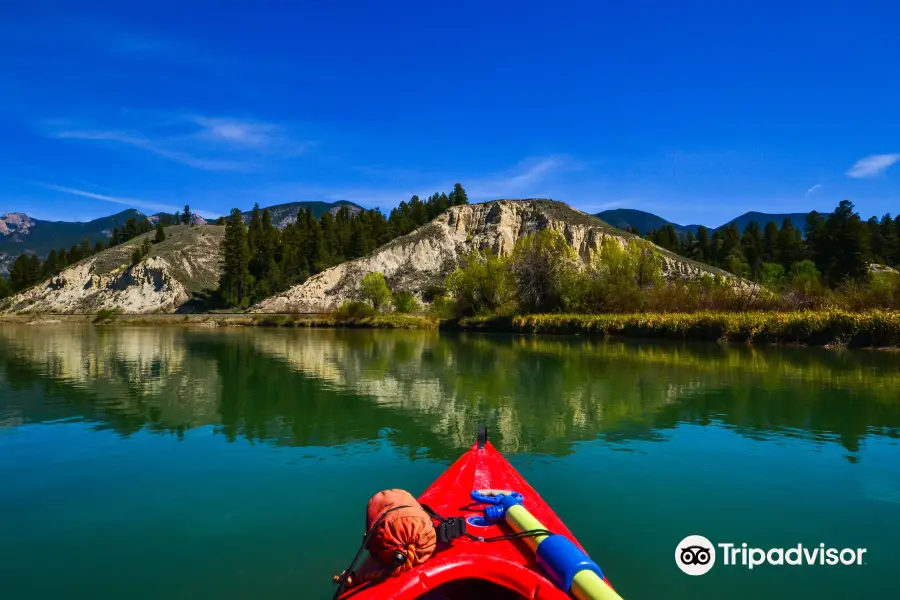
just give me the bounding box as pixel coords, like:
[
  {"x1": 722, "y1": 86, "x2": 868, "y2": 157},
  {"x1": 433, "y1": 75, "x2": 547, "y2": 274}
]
[
  {"x1": 1, "y1": 325, "x2": 899, "y2": 599},
  {"x1": 2, "y1": 326, "x2": 898, "y2": 459}
]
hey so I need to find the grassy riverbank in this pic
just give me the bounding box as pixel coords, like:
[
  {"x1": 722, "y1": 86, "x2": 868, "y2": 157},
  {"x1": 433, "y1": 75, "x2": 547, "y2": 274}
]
[
  {"x1": 3, "y1": 310, "x2": 900, "y2": 348},
  {"x1": 455, "y1": 310, "x2": 900, "y2": 348}
]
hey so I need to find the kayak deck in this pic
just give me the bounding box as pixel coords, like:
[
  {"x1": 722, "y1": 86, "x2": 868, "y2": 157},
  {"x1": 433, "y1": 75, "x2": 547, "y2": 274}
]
[{"x1": 341, "y1": 439, "x2": 606, "y2": 599}]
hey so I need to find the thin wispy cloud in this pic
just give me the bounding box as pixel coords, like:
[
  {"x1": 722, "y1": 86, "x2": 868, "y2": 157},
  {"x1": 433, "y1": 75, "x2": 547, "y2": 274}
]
[
  {"x1": 506, "y1": 157, "x2": 563, "y2": 187},
  {"x1": 193, "y1": 117, "x2": 274, "y2": 147},
  {"x1": 41, "y1": 184, "x2": 179, "y2": 213},
  {"x1": 189, "y1": 115, "x2": 311, "y2": 156},
  {"x1": 40, "y1": 184, "x2": 216, "y2": 218},
  {"x1": 805, "y1": 183, "x2": 822, "y2": 196},
  {"x1": 465, "y1": 155, "x2": 583, "y2": 200},
  {"x1": 846, "y1": 154, "x2": 900, "y2": 178},
  {"x1": 43, "y1": 113, "x2": 312, "y2": 172},
  {"x1": 51, "y1": 130, "x2": 250, "y2": 171}
]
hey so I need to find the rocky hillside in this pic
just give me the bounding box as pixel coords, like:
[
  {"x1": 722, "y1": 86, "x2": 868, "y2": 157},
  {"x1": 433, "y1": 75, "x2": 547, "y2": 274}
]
[
  {"x1": 0, "y1": 225, "x2": 224, "y2": 314},
  {"x1": 253, "y1": 199, "x2": 728, "y2": 313}
]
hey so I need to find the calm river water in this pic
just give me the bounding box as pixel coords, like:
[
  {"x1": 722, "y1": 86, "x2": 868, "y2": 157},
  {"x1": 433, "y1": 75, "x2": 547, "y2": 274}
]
[{"x1": 1, "y1": 325, "x2": 898, "y2": 599}]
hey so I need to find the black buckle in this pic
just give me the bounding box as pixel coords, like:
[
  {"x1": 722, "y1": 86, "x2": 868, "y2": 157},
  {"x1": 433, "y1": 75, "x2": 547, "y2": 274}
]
[{"x1": 436, "y1": 516, "x2": 467, "y2": 544}]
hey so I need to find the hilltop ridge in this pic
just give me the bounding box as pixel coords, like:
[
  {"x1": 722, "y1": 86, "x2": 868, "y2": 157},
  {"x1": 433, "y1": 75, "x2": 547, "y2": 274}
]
[{"x1": 252, "y1": 199, "x2": 726, "y2": 313}]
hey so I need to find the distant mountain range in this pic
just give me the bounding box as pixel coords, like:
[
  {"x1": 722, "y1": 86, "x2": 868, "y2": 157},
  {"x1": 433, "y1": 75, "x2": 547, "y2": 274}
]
[
  {"x1": 0, "y1": 209, "x2": 146, "y2": 274},
  {"x1": 595, "y1": 208, "x2": 810, "y2": 235}
]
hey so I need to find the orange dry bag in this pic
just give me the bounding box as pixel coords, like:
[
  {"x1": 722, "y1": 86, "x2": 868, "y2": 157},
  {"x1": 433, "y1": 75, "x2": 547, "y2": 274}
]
[
  {"x1": 333, "y1": 489, "x2": 437, "y2": 594},
  {"x1": 365, "y1": 489, "x2": 437, "y2": 573}
]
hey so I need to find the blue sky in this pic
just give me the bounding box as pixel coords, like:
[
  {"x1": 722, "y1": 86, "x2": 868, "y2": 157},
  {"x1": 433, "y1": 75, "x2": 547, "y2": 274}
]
[{"x1": 1, "y1": 1, "x2": 898, "y2": 226}]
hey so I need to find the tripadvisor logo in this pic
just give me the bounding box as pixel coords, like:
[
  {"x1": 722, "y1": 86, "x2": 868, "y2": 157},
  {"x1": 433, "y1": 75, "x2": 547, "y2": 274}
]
[
  {"x1": 675, "y1": 535, "x2": 867, "y2": 575},
  {"x1": 676, "y1": 535, "x2": 716, "y2": 576}
]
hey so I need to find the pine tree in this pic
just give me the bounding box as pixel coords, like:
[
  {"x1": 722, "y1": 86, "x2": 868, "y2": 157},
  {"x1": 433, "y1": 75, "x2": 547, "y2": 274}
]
[
  {"x1": 719, "y1": 223, "x2": 745, "y2": 274},
  {"x1": 9, "y1": 254, "x2": 32, "y2": 291},
  {"x1": 777, "y1": 218, "x2": 804, "y2": 269},
  {"x1": 683, "y1": 230, "x2": 702, "y2": 260},
  {"x1": 42, "y1": 250, "x2": 59, "y2": 278},
  {"x1": 868, "y1": 216, "x2": 886, "y2": 263},
  {"x1": 389, "y1": 201, "x2": 412, "y2": 235},
  {"x1": 251, "y1": 208, "x2": 281, "y2": 299},
  {"x1": 409, "y1": 195, "x2": 429, "y2": 227},
  {"x1": 0, "y1": 275, "x2": 10, "y2": 299},
  {"x1": 282, "y1": 208, "x2": 311, "y2": 281},
  {"x1": 822, "y1": 200, "x2": 870, "y2": 283},
  {"x1": 895, "y1": 215, "x2": 900, "y2": 263},
  {"x1": 182, "y1": 205, "x2": 192, "y2": 225},
  {"x1": 449, "y1": 183, "x2": 469, "y2": 206},
  {"x1": 721, "y1": 223, "x2": 741, "y2": 256},
  {"x1": 696, "y1": 226, "x2": 712, "y2": 264},
  {"x1": 221, "y1": 208, "x2": 250, "y2": 306},
  {"x1": 27, "y1": 254, "x2": 42, "y2": 286},
  {"x1": 155, "y1": 222, "x2": 167, "y2": 244},
  {"x1": 879, "y1": 214, "x2": 898, "y2": 266},
  {"x1": 804, "y1": 211, "x2": 827, "y2": 274},
  {"x1": 124, "y1": 218, "x2": 139, "y2": 241},
  {"x1": 741, "y1": 221, "x2": 764, "y2": 279},
  {"x1": 763, "y1": 221, "x2": 779, "y2": 264},
  {"x1": 318, "y1": 212, "x2": 338, "y2": 268},
  {"x1": 648, "y1": 225, "x2": 680, "y2": 253}
]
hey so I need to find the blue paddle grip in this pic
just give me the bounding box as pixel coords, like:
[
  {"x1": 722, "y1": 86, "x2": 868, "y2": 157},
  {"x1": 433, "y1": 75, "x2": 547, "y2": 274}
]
[{"x1": 536, "y1": 534, "x2": 604, "y2": 593}]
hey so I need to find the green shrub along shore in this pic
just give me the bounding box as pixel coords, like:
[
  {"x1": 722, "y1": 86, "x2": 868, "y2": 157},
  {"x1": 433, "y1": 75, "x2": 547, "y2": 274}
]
[
  {"x1": 248, "y1": 310, "x2": 900, "y2": 348},
  {"x1": 454, "y1": 311, "x2": 900, "y2": 348},
  {"x1": 252, "y1": 313, "x2": 438, "y2": 330}
]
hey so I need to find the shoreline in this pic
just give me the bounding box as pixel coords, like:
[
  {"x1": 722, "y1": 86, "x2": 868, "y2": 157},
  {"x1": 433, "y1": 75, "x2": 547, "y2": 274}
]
[
  {"x1": 2, "y1": 310, "x2": 899, "y2": 349},
  {"x1": 0, "y1": 313, "x2": 441, "y2": 330}
]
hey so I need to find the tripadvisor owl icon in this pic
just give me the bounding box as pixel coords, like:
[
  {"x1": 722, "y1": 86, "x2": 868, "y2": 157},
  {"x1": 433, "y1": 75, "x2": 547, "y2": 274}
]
[{"x1": 676, "y1": 535, "x2": 716, "y2": 576}]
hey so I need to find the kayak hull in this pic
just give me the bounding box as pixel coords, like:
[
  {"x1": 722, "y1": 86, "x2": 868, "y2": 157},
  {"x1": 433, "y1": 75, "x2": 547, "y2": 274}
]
[{"x1": 341, "y1": 440, "x2": 611, "y2": 599}]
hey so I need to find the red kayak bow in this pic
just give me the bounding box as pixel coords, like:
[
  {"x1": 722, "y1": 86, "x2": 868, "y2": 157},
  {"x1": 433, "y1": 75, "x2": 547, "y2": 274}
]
[{"x1": 338, "y1": 427, "x2": 622, "y2": 600}]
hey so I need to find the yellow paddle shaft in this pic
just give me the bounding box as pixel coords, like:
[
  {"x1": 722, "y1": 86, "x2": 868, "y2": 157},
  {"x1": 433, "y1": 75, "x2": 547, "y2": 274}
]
[{"x1": 503, "y1": 504, "x2": 624, "y2": 600}]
